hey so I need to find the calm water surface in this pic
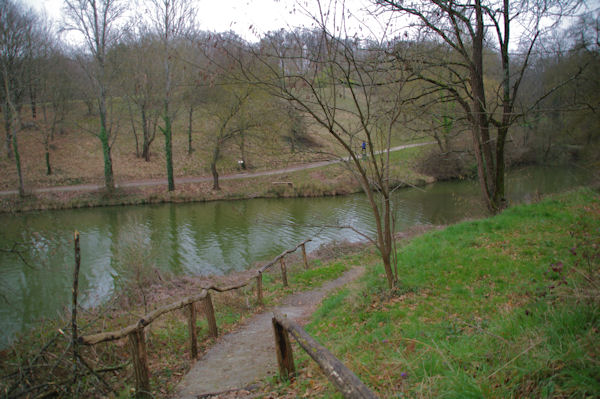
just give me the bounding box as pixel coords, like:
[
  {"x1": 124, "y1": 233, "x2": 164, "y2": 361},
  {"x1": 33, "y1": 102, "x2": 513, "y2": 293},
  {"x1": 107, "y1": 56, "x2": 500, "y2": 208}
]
[{"x1": 0, "y1": 165, "x2": 593, "y2": 347}]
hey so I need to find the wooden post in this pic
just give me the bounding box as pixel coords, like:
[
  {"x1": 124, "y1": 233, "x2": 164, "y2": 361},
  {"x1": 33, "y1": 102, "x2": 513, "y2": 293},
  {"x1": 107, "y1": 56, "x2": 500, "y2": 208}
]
[
  {"x1": 273, "y1": 313, "x2": 378, "y2": 399},
  {"x1": 187, "y1": 303, "x2": 198, "y2": 359},
  {"x1": 203, "y1": 293, "x2": 218, "y2": 338},
  {"x1": 272, "y1": 318, "x2": 295, "y2": 380},
  {"x1": 71, "y1": 231, "x2": 81, "y2": 387},
  {"x1": 280, "y1": 257, "x2": 288, "y2": 287},
  {"x1": 128, "y1": 329, "x2": 151, "y2": 399},
  {"x1": 256, "y1": 273, "x2": 263, "y2": 305},
  {"x1": 301, "y1": 243, "x2": 309, "y2": 270}
]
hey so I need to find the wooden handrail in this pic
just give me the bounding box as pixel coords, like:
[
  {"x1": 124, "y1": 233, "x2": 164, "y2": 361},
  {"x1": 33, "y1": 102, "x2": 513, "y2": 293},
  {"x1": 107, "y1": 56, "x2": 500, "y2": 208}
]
[
  {"x1": 272, "y1": 312, "x2": 378, "y2": 399},
  {"x1": 77, "y1": 239, "x2": 313, "y2": 398},
  {"x1": 80, "y1": 289, "x2": 209, "y2": 345},
  {"x1": 259, "y1": 239, "x2": 312, "y2": 273},
  {"x1": 79, "y1": 238, "x2": 312, "y2": 345}
]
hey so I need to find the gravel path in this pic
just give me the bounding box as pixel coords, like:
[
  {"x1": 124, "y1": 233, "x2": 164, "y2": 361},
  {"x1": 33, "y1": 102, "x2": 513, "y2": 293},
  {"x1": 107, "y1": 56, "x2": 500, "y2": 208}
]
[
  {"x1": 0, "y1": 142, "x2": 432, "y2": 196},
  {"x1": 174, "y1": 266, "x2": 365, "y2": 399}
]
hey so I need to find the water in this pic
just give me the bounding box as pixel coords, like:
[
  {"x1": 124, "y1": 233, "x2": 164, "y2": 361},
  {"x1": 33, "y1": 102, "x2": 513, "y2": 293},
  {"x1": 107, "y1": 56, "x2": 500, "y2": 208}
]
[{"x1": 0, "y1": 165, "x2": 593, "y2": 347}]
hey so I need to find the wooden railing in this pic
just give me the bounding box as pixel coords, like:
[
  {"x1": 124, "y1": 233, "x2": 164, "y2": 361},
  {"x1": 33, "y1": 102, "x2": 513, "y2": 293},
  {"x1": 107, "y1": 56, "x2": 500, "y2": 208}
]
[
  {"x1": 272, "y1": 313, "x2": 378, "y2": 399},
  {"x1": 77, "y1": 239, "x2": 312, "y2": 398}
]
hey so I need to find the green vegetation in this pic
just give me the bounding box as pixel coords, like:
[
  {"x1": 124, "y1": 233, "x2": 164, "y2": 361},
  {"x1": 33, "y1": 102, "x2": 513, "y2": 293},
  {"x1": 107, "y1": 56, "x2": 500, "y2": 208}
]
[{"x1": 266, "y1": 189, "x2": 600, "y2": 398}]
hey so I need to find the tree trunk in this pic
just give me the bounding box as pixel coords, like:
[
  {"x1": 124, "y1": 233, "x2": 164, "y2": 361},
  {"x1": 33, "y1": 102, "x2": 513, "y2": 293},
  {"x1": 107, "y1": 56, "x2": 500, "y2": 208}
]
[
  {"x1": 12, "y1": 125, "x2": 25, "y2": 197},
  {"x1": 494, "y1": 125, "x2": 508, "y2": 208},
  {"x1": 3, "y1": 102, "x2": 12, "y2": 159},
  {"x1": 128, "y1": 102, "x2": 140, "y2": 158},
  {"x1": 211, "y1": 161, "x2": 220, "y2": 190},
  {"x1": 99, "y1": 105, "x2": 115, "y2": 191},
  {"x1": 187, "y1": 105, "x2": 193, "y2": 155},
  {"x1": 45, "y1": 139, "x2": 52, "y2": 175},
  {"x1": 29, "y1": 89, "x2": 37, "y2": 120},
  {"x1": 211, "y1": 142, "x2": 221, "y2": 190},
  {"x1": 85, "y1": 99, "x2": 94, "y2": 116},
  {"x1": 141, "y1": 108, "x2": 150, "y2": 161},
  {"x1": 469, "y1": 0, "x2": 497, "y2": 212},
  {"x1": 99, "y1": 126, "x2": 115, "y2": 191},
  {"x1": 162, "y1": 113, "x2": 175, "y2": 191}
]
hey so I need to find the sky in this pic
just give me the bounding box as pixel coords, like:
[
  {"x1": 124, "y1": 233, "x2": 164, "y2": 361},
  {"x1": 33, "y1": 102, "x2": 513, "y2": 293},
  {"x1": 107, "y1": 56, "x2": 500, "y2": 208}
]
[{"x1": 21, "y1": 0, "x2": 373, "y2": 43}]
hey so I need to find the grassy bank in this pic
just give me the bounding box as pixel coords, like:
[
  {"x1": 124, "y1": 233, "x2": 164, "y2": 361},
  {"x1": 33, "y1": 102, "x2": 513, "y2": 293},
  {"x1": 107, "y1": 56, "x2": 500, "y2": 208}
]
[
  {"x1": 263, "y1": 188, "x2": 600, "y2": 398},
  {"x1": 0, "y1": 144, "x2": 432, "y2": 213}
]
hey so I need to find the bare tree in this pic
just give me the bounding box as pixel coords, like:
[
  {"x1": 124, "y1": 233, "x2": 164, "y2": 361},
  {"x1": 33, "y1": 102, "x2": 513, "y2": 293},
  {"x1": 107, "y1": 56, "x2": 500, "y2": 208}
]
[
  {"x1": 214, "y1": 5, "x2": 417, "y2": 289},
  {"x1": 0, "y1": 0, "x2": 40, "y2": 195},
  {"x1": 118, "y1": 27, "x2": 162, "y2": 161},
  {"x1": 63, "y1": 0, "x2": 127, "y2": 191},
  {"x1": 37, "y1": 46, "x2": 74, "y2": 175},
  {"x1": 375, "y1": 0, "x2": 583, "y2": 212},
  {"x1": 148, "y1": 0, "x2": 197, "y2": 191}
]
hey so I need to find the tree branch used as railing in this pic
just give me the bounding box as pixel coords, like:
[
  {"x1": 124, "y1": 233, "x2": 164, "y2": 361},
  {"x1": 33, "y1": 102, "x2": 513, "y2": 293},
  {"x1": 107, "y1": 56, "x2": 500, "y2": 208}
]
[
  {"x1": 76, "y1": 238, "x2": 313, "y2": 399},
  {"x1": 272, "y1": 312, "x2": 378, "y2": 399},
  {"x1": 79, "y1": 289, "x2": 209, "y2": 345},
  {"x1": 79, "y1": 238, "x2": 312, "y2": 345},
  {"x1": 259, "y1": 239, "x2": 312, "y2": 273}
]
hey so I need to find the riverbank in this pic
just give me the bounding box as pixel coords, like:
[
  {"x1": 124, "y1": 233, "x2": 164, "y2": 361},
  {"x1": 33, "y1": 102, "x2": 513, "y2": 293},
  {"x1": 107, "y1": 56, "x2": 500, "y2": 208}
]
[
  {"x1": 2, "y1": 189, "x2": 597, "y2": 398},
  {"x1": 0, "y1": 144, "x2": 433, "y2": 213},
  {"x1": 259, "y1": 188, "x2": 600, "y2": 398}
]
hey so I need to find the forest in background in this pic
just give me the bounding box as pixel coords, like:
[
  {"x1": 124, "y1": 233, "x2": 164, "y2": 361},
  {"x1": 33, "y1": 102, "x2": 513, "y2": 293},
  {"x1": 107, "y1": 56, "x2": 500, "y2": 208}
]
[{"x1": 1, "y1": 0, "x2": 598, "y2": 203}]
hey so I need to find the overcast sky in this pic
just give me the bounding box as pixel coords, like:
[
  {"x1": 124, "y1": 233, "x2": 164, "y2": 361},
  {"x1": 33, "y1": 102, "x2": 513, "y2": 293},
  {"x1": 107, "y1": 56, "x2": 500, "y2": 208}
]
[{"x1": 21, "y1": 0, "x2": 377, "y2": 43}]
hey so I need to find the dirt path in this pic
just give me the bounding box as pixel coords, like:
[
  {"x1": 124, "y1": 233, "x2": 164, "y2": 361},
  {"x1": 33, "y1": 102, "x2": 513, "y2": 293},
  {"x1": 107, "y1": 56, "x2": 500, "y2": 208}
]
[
  {"x1": 0, "y1": 142, "x2": 432, "y2": 196},
  {"x1": 175, "y1": 266, "x2": 365, "y2": 399}
]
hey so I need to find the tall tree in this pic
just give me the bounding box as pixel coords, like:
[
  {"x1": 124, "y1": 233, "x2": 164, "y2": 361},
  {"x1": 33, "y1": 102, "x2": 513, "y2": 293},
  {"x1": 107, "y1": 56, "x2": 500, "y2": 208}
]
[
  {"x1": 0, "y1": 0, "x2": 39, "y2": 195},
  {"x1": 149, "y1": 0, "x2": 197, "y2": 191},
  {"x1": 0, "y1": 0, "x2": 30, "y2": 161},
  {"x1": 376, "y1": 0, "x2": 582, "y2": 212},
  {"x1": 63, "y1": 0, "x2": 126, "y2": 191}
]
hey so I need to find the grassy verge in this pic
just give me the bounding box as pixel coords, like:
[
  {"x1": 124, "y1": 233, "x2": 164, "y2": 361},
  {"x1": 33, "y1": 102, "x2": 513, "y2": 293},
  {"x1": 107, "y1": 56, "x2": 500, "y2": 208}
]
[
  {"x1": 0, "y1": 241, "x2": 363, "y2": 398},
  {"x1": 262, "y1": 188, "x2": 600, "y2": 398},
  {"x1": 0, "y1": 144, "x2": 431, "y2": 213}
]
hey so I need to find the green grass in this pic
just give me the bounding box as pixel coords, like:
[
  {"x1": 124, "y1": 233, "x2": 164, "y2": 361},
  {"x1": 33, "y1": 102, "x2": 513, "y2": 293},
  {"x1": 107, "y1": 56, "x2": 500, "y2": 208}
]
[
  {"x1": 271, "y1": 188, "x2": 600, "y2": 398},
  {"x1": 291, "y1": 261, "x2": 348, "y2": 287}
]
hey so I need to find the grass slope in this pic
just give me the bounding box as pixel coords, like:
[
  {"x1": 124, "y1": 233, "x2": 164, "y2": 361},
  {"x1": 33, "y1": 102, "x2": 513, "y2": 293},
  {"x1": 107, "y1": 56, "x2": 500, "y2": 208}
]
[{"x1": 268, "y1": 189, "x2": 599, "y2": 398}]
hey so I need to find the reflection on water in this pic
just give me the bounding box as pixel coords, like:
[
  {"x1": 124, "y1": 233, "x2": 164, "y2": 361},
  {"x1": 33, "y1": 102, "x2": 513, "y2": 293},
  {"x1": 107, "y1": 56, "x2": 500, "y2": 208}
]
[{"x1": 0, "y1": 165, "x2": 593, "y2": 347}]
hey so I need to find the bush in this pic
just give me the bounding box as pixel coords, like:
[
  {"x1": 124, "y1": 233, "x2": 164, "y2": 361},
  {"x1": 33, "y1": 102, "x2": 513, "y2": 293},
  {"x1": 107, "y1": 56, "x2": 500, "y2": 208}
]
[{"x1": 417, "y1": 147, "x2": 475, "y2": 180}]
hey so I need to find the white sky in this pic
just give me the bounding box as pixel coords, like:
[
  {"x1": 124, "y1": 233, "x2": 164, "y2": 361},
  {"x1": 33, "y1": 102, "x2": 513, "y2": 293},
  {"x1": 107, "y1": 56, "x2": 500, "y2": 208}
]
[{"x1": 22, "y1": 0, "x2": 376, "y2": 42}]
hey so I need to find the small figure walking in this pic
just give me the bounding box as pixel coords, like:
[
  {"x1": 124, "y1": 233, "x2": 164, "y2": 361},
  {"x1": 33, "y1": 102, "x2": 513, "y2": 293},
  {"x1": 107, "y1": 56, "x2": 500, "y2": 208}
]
[{"x1": 361, "y1": 141, "x2": 367, "y2": 159}]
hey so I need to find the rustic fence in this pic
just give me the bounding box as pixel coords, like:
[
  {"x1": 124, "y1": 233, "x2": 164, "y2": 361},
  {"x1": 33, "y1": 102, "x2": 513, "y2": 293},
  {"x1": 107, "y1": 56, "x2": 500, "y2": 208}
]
[
  {"x1": 77, "y1": 238, "x2": 312, "y2": 398},
  {"x1": 272, "y1": 312, "x2": 378, "y2": 399}
]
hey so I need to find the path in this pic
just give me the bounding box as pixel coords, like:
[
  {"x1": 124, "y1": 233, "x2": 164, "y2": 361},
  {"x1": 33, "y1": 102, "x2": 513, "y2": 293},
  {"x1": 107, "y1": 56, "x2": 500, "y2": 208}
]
[
  {"x1": 175, "y1": 266, "x2": 365, "y2": 399},
  {"x1": 0, "y1": 142, "x2": 433, "y2": 196}
]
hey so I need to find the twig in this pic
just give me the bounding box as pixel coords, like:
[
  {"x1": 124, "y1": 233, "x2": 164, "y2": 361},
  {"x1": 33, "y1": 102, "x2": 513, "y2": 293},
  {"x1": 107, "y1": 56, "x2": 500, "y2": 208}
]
[
  {"x1": 196, "y1": 384, "x2": 260, "y2": 398},
  {"x1": 75, "y1": 353, "x2": 114, "y2": 395},
  {"x1": 488, "y1": 339, "x2": 544, "y2": 379}
]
